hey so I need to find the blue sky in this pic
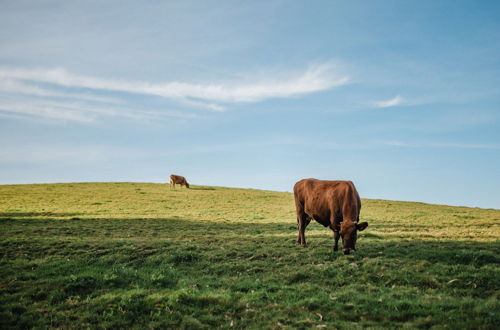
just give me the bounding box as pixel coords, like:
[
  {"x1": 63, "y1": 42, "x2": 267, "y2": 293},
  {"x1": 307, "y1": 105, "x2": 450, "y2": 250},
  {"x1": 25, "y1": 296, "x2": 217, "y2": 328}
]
[{"x1": 1, "y1": 0, "x2": 499, "y2": 208}]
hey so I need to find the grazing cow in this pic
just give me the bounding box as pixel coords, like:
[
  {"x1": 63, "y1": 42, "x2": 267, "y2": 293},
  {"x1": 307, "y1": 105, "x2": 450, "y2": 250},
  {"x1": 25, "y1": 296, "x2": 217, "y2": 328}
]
[
  {"x1": 294, "y1": 178, "x2": 368, "y2": 254},
  {"x1": 170, "y1": 174, "x2": 190, "y2": 189}
]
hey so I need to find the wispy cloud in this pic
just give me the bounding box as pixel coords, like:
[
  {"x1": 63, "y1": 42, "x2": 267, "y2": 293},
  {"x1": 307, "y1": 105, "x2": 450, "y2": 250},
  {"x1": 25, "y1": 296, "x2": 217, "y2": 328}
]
[
  {"x1": 0, "y1": 98, "x2": 201, "y2": 123},
  {"x1": 373, "y1": 95, "x2": 404, "y2": 108},
  {"x1": 0, "y1": 63, "x2": 348, "y2": 104},
  {"x1": 0, "y1": 99, "x2": 95, "y2": 123},
  {"x1": 0, "y1": 78, "x2": 121, "y2": 104},
  {"x1": 0, "y1": 62, "x2": 348, "y2": 123},
  {"x1": 178, "y1": 98, "x2": 226, "y2": 112},
  {"x1": 381, "y1": 140, "x2": 500, "y2": 150}
]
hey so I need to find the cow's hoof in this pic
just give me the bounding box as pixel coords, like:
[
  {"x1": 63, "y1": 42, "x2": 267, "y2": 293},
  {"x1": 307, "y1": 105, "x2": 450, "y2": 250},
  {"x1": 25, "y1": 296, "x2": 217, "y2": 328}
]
[{"x1": 333, "y1": 246, "x2": 338, "y2": 252}]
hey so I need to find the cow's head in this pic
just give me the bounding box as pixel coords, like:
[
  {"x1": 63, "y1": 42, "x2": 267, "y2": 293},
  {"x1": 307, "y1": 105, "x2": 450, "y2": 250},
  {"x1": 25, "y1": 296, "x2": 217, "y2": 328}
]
[{"x1": 340, "y1": 221, "x2": 368, "y2": 255}]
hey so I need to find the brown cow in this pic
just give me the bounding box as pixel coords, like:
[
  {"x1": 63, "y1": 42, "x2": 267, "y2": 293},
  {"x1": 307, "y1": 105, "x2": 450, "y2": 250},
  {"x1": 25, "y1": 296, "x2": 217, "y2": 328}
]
[
  {"x1": 170, "y1": 174, "x2": 190, "y2": 189},
  {"x1": 294, "y1": 178, "x2": 368, "y2": 254}
]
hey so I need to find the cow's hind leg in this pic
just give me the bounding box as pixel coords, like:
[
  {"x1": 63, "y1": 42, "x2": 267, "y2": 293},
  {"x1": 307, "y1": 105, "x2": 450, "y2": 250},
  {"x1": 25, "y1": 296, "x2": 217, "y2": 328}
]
[
  {"x1": 294, "y1": 195, "x2": 310, "y2": 247},
  {"x1": 296, "y1": 218, "x2": 301, "y2": 245},
  {"x1": 296, "y1": 215, "x2": 303, "y2": 245},
  {"x1": 297, "y1": 214, "x2": 310, "y2": 247}
]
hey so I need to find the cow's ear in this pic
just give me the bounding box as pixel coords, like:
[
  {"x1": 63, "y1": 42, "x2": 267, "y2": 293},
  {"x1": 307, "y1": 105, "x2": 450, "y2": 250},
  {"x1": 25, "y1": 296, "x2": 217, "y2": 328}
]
[{"x1": 356, "y1": 222, "x2": 368, "y2": 231}]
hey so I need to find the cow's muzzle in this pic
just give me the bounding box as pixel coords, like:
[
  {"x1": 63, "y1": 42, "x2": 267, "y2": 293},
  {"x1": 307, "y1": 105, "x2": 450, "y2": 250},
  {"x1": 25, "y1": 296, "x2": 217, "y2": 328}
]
[{"x1": 343, "y1": 248, "x2": 354, "y2": 255}]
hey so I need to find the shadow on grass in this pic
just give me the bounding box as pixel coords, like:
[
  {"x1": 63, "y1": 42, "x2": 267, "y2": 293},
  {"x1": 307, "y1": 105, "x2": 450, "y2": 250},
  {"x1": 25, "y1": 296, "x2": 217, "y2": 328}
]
[
  {"x1": 188, "y1": 186, "x2": 216, "y2": 191},
  {"x1": 0, "y1": 212, "x2": 83, "y2": 219},
  {"x1": 1, "y1": 217, "x2": 499, "y2": 267},
  {"x1": 167, "y1": 187, "x2": 216, "y2": 191}
]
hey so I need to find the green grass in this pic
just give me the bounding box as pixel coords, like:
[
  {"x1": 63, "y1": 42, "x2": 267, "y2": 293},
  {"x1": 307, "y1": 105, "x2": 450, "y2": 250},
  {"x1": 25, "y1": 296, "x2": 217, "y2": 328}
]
[{"x1": 0, "y1": 182, "x2": 499, "y2": 329}]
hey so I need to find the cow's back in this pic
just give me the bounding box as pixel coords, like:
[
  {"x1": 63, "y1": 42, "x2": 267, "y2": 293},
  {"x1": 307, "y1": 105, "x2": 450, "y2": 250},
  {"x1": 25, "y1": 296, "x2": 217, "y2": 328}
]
[
  {"x1": 170, "y1": 174, "x2": 184, "y2": 184},
  {"x1": 294, "y1": 179, "x2": 361, "y2": 225}
]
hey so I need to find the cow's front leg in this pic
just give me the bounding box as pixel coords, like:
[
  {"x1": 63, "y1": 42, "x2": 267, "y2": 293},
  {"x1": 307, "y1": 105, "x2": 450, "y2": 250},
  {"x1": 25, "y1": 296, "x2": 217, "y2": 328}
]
[
  {"x1": 331, "y1": 222, "x2": 341, "y2": 252},
  {"x1": 333, "y1": 230, "x2": 340, "y2": 251}
]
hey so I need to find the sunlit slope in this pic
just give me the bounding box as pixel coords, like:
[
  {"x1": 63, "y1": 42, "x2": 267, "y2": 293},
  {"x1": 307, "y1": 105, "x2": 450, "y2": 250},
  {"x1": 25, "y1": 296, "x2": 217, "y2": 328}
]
[
  {"x1": 0, "y1": 182, "x2": 499, "y2": 329},
  {"x1": 1, "y1": 182, "x2": 498, "y2": 240}
]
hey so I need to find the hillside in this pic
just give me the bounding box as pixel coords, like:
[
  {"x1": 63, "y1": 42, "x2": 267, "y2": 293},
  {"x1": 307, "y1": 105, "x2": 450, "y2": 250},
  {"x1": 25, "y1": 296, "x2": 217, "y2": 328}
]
[{"x1": 0, "y1": 182, "x2": 499, "y2": 328}]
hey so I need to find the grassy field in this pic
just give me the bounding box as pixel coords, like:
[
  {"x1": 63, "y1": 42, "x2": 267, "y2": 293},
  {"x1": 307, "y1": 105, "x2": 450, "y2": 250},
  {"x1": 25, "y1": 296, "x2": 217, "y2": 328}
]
[{"x1": 0, "y1": 182, "x2": 499, "y2": 329}]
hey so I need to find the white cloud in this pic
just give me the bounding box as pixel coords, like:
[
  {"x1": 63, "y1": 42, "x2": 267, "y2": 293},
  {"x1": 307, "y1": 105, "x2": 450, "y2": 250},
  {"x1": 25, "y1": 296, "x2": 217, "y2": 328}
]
[
  {"x1": 0, "y1": 100, "x2": 96, "y2": 123},
  {"x1": 178, "y1": 98, "x2": 226, "y2": 112},
  {"x1": 373, "y1": 95, "x2": 404, "y2": 108},
  {"x1": 0, "y1": 62, "x2": 348, "y2": 123},
  {"x1": 0, "y1": 63, "x2": 348, "y2": 104},
  {"x1": 0, "y1": 78, "x2": 121, "y2": 104},
  {"x1": 0, "y1": 99, "x2": 201, "y2": 123}
]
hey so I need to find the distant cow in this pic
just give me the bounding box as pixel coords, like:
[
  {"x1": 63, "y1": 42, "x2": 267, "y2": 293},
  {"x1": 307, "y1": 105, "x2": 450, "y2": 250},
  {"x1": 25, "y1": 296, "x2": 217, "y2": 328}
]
[
  {"x1": 294, "y1": 179, "x2": 368, "y2": 254},
  {"x1": 169, "y1": 174, "x2": 190, "y2": 189}
]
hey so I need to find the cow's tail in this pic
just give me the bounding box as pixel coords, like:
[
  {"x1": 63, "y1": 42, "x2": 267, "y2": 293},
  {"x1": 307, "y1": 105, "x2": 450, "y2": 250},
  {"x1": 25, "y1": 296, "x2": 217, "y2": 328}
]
[{"x1": 293, "y1": 185, "x2": 306, "y2": 225}]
